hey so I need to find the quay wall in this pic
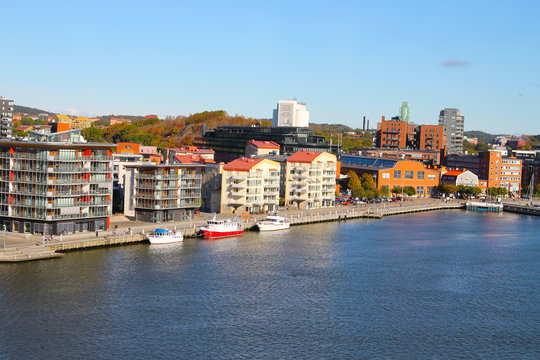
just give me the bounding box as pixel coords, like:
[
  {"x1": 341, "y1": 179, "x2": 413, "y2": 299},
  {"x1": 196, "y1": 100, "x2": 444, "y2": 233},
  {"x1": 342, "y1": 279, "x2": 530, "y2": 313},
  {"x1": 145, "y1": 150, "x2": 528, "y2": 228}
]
[{"x1": 503, "y1": 204, "x2": 540, "y2": 217}]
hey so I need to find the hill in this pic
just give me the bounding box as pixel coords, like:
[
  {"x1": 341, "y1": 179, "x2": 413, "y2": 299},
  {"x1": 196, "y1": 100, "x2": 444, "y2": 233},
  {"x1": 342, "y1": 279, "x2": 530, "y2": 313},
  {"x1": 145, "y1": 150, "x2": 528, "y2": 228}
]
[
  {"x1": 310, "y1": 123, "x2": 354, "y2": 134},
  {"x1": 463, "y1": 130, "x2": 497, "y2": 144},
  {"x1": 13, "y1": 105, "x2": 55, "y2": 115}
]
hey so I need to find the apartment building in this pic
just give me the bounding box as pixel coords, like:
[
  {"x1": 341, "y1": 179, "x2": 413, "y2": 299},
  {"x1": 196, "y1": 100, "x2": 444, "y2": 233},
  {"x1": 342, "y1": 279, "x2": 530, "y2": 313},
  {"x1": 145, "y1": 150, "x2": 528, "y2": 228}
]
[
  {"x1": 341, "y1": 155, "x2": 440, "y2": 196},
  {"x1": 70, "y1": 116, "x2": 92, "y2": 129},
  {"x1": 245, "y1": 140, "x2": 280, "y2": 157},
  {"x1": 0, "y1": 96, "x2": 14, "y2": 138},
  {"x1": 285, "y1": 151, "x2": 337, "y2": 209},
  {"x1": 0, "y1": 129, "x2": 115, "y2": 234},
  {"x1": 417, "y1": 125, "x2": 446, "y2": 151},
  {"x1": 439, "y1": 108, "x2": 464, "y2": 154},
  {"x1": 220, "y1": 158, "x2": 280, "y2": 214},
  {"x1": 124, "y1": 164, "x2": 202, "y2": 222},
  {"x1": 446, "y1": 150, "x2": 523, "y2": 195},
  {"x1": 376, "y1": 116, "x2": 416, "y2": 149}
]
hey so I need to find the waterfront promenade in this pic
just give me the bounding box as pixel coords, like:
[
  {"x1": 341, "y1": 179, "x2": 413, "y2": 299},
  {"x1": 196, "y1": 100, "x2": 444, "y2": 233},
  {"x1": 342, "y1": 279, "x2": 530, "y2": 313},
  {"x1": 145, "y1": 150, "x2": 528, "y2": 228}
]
[{"x1": 0, "y1": 198, "x2": 466, "y2": 261}]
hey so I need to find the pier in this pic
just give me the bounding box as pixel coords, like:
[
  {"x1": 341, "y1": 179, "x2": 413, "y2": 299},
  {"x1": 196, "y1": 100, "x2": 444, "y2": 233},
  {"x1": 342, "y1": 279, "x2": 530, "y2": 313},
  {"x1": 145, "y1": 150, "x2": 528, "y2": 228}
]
[{"x1": 503, "y1": 203, "x2": 540, "y2": 216}]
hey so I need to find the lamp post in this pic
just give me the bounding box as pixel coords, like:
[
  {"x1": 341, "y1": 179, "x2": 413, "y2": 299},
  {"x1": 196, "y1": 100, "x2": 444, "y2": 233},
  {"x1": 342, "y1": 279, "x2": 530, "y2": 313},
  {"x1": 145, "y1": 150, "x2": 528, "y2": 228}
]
[{"x1": 3, "y1": 224, "x2": 6, "y2": 249}]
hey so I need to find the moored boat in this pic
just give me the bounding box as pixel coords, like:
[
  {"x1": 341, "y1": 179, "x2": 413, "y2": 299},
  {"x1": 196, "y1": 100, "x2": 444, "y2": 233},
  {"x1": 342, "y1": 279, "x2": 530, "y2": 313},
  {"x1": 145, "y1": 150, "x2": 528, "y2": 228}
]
[
  {"x1": 466, "y1": 201, "x2": 503, "y2": 212},
  {"x1": 256, "y1": 215, "x2": 290, "y2": 231},
  {"x1": 200, "y1": 215, "x2": 244, "y2": 238},
  {"x1": 146, "y1": 228, "x2": 184, "y2": 244}
]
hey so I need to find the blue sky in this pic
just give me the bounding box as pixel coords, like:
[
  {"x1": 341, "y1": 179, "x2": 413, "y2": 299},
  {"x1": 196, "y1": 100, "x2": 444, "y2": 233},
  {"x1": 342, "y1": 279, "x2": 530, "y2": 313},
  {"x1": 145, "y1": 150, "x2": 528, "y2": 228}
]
[{"x1": 2, "y1": 0, "x2": 539, "y2": 134}]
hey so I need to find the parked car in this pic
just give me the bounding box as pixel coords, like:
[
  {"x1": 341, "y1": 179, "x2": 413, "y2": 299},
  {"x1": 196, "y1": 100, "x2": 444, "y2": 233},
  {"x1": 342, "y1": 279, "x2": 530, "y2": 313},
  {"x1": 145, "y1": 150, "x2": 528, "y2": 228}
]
[{"x1": 194, "y1": 209, "x2": 201, "y2": 214}]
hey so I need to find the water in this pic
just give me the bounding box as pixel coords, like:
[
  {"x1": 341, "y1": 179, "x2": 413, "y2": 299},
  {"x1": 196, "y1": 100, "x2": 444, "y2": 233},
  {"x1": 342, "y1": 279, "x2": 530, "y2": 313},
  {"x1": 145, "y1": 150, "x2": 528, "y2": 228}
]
[{"x1": 1, "y1": 211, "x2": 539, "y2": 359}]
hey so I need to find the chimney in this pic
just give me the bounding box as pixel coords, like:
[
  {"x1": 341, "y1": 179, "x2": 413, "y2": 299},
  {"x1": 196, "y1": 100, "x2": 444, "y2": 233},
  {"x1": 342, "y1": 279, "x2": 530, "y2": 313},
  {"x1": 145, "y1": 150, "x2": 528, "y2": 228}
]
[
  {"x1": 363, "y1": 116, "x2": 366, "y2": 131},
  {"x1": 367, "y1": 119, "x2": 370, "y2": 131}
]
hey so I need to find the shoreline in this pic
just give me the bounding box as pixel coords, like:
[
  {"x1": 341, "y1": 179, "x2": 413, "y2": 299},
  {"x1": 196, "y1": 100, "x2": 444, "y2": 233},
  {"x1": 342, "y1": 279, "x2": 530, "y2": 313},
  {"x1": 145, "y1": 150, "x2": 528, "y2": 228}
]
[{"x1": 1, "y1": 198, "x2": 539, "y2": 262}]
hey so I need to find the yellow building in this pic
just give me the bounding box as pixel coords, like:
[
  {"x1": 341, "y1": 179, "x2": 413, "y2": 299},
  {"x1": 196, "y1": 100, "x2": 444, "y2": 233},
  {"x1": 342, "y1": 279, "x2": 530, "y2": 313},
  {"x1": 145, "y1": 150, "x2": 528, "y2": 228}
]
[
  {"x1": 220, "y1": 157, "x2": 280, "y2": 214},
  {"x1": 70, "y1": 116, "x2": 92, "y2": 129},
  {"x1": 285, "y1": 150, "x2": 337, "y2": 209}
]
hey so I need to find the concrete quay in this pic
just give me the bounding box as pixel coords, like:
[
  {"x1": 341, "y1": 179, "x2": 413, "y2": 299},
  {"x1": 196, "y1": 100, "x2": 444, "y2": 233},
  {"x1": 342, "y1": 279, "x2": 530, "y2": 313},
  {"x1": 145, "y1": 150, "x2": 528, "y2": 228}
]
[
  {"x1": 1, "y1": 199, "x2": 465, "y2": 262},
  {"x1": 503, "y1": 202, "x2": 540, "y2": 216}
]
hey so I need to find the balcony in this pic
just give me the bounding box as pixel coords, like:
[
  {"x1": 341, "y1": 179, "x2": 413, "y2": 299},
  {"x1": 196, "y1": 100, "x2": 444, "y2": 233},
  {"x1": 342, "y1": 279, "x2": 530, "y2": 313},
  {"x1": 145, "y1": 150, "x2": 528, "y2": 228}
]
[{"x1": 231, "y1": 183, "x2": 246, "y2": 189}]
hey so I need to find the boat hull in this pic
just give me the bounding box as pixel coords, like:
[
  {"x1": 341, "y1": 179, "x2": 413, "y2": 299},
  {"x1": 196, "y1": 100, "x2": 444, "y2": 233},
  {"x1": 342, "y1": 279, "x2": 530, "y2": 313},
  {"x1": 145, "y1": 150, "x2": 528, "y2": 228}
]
[
  {"x1": 257, "y1": 223, "x2": 290, "y2": 231},
  {"x1": 147, "y1": 235, "x2": 184, "y2": 244},
  {"x1": 202, "y1": 229, "x2": 244, "y2": 238}
]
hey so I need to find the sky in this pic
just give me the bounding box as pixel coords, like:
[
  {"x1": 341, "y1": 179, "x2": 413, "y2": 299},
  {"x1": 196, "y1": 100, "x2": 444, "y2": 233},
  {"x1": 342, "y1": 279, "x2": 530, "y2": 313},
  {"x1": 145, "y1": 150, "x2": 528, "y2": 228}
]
[{"x1": 2, "y1": 0, "x2": 539, "y2": 134}]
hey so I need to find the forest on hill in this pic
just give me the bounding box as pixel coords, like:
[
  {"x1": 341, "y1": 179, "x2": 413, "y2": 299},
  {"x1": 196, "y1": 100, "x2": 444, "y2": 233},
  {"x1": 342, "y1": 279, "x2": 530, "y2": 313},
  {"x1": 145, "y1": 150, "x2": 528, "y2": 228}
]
[{"x1": 82, "y1": 110, "x2": 271, "y2": 147}]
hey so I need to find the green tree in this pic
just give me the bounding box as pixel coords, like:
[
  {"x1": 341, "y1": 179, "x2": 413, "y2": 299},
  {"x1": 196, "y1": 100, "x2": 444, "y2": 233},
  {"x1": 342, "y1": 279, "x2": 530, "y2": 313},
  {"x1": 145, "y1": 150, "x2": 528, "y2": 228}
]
[
  {"x1": 392, "y1": 186, "x2": 402, "y2": 194},
  {"x1": 82, "y1": 126, "x2": 105, "y2": 142},
  {"x1": 403, "y1": 186, "x2": 416, "y2": 196},
  {"x1": 347, "y1": 171, "x2": 364, "y2": 197},
  {"x1": 380, "y1": 186, "x2": 390, "y2": 197},
  {"x1": 360, "y1": 173, "x2": 377, "y2": 198},
  {"x1": 475, "y1": 142, "x2": 489, "y2": 152}
]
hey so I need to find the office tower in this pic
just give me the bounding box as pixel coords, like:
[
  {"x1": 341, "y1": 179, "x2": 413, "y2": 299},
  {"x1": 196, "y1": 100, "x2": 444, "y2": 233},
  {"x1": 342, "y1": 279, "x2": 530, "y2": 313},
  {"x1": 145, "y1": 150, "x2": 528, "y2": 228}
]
[{"x1": 272, "y1": 99, "x2": 309, "y2": 127}]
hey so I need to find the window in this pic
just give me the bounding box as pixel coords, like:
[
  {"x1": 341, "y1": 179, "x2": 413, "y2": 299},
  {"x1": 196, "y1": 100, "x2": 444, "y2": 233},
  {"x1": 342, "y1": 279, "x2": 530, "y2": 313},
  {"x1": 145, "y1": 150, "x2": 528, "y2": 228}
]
[
  {"x1": 416, "y1": 186, "x2": 424, "y2": 195},
  {"x1": 428, "y1": 174, "x2": 436, "y2": 180},
  {"x1": 405, "y1": 171, "x2": 414, "y2": 179},
  {"x1": 393, "y1": 170, "x2": 401, "y2": 179},
  {"x1": 417, "y1": 171, "x2": 424, "y2": 180},
  {"x1": 382, "y1": 173, "x2": 390, "y2": 179}
]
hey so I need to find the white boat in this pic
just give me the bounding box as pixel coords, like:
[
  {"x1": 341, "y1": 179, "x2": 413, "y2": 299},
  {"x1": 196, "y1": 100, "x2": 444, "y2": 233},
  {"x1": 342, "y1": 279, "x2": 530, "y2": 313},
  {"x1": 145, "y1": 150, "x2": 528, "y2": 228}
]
[
  {"x1": 146, "y1": 228, "x2": 184, "y2": 244},
  {"x1": 256, "y1": 215, "x2": 290, "y2": 231},
  {"x1": 200, "y1": 215, "x2": 244, "y2": 238}
]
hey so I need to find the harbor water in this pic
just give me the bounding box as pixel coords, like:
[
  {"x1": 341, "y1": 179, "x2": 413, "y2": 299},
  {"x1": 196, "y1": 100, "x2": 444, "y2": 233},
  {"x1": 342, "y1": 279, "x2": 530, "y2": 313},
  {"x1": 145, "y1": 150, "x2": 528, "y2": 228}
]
[{"x1": 1, "y1": 210, "x2": 539, "y2": 359}]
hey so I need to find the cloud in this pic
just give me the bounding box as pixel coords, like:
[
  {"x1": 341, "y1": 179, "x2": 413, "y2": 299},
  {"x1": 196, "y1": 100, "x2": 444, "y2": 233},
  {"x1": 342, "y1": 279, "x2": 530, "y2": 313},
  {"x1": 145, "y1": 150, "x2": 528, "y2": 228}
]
[
  {"x1": 441, "y1": 60, "x2": 471, "y2": 68},
  {"x1": 65, "y1": 108, "x2": 79, "y2": 115}
]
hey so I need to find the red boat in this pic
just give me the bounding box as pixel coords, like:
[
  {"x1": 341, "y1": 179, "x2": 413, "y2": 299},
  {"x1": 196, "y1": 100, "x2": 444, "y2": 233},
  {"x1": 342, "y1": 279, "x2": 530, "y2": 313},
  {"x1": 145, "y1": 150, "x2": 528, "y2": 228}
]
[{"x1": 200, "y1": 215, "x2": 244, "y2": 238}]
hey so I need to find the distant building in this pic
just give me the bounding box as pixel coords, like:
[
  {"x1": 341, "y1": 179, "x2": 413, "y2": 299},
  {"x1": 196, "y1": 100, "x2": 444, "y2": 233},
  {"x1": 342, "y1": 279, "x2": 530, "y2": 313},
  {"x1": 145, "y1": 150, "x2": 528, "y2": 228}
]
[
  {"x1": 109, "y1": 117, "x2": 131, "y2": 126},
  {"x1": 417, "y1": 124, "x2": 446, "y2": 151},
  {"x1": 195, "y1": 125, "x2": 337, "y2": 162},
  {"x1": 348, "y1": 148, "x2": 443, "y2": 166},
  {"x1": 272, "y1": 99, "x2": 309, "y2": 127},
  {"x1": 438, "y1": 108, "x2": 464, "y2": 154},
  {"x1": 71, "y1": 116, "x2": 92, "y2": 129},
  {"x1": 245, "y1": 140, "x2": 280, "y2": 157},
  {"x1": 163, "y1": 146, "x2": 215, "y2": 164},
  {"x1": 0, "y1": 96, "x2": 14, "y2": 138},
  {"x1": 376, "y1": 116, "x2": 416, "y2": 149},
  {"x1": 440, "y1": 170, "x2": 479, "y2": 187},
  {"x1": 506, "y1": 138, "x2": 526, "y2": 149},
  {"x1": 399, "y1": 101, "x2": 411, "y2": 123}
]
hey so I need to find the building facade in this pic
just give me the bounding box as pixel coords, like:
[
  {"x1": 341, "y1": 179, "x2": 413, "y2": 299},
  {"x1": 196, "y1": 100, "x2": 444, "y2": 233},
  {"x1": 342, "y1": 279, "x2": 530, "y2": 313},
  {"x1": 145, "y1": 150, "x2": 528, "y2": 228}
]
[
  {"x1": 417, "y1": 124, "x2": 446, "y2": 151},
  {"x1": 220, "y1": 158, "x2": 280, "y2": 214},
  {"x1": 285, "y1": 151, "x2": 337, "y2": 209},
  {"x1": 376, "y1": 116, "x2": 416, "y2": 149},
  {"x1": 438, "y1": 108, "x2": 464, "y2": 154},
  {"x1": 341, "y1": 155, "x2": 440, "y2": 197},
  {"x1": 0, "y1": 131, "x2": 114, "y2": 234},
  {"x1": 440, "y1": 170, "x2": 479, "y2": 187},
  {"x1": 272, "y1": 99, "x2": 309, "y2": 127},
  {"x1": 0, "y1": 96, "x2": 14, "y2": 138},
  {"x1": 245, "y1": 140, "x2": 280, "y2": 157},
  {"x1": 124, "y1": 164, "x2": 202, "y2": 222}
]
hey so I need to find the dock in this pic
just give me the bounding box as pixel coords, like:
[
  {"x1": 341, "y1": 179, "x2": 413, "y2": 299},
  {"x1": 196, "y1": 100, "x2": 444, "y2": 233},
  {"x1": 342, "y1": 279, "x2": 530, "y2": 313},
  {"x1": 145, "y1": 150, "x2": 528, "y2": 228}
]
[
  {"x1": 503, "y1": 203, "x2": 540, "y2": 216},
  {"x1": 1, "y1": 200, "x2": 466, "y2": 262}
]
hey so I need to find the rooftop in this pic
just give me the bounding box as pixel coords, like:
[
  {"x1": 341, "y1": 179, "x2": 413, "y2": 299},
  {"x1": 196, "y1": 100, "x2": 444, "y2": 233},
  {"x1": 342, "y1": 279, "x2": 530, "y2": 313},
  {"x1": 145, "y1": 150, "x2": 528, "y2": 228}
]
[
  {"x1": 223, "y1": 157, "x2": 265, "y2": 171},
  {"x1": 247, "y1": 140, "x2": 280, "y2": 149}
]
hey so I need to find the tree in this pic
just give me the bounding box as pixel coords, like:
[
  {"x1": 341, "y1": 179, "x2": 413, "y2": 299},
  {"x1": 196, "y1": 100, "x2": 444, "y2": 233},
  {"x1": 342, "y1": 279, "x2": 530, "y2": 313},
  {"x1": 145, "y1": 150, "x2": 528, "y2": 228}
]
[
  {"x1": 347, "y1": 171, "x2": 364, "y2": 197},
  {"x1": 82, "y1": 126, "x2": 105, "y2": 142},
  {"x1": 380, "y1": 186, "x2": 390, "y2": 197},
  {"x1": 392, "y1": 186, "x2": 402, "y2": 195},
  {"x1": 360, "y1": 173, "x2": 377, "y2": 198},
  {"x1": 474, "y1": 142, "x2": 489, "y2": 152},
  {"x1": 403, "y1": 186, "x2": 416, "y2": 196}
]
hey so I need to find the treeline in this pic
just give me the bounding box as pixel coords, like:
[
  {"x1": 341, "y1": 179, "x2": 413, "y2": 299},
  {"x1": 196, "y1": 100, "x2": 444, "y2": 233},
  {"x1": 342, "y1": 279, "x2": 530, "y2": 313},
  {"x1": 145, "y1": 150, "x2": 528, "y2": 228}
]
[{"x1": 82, "y1": 110, "x2": 271, "y2": 147}]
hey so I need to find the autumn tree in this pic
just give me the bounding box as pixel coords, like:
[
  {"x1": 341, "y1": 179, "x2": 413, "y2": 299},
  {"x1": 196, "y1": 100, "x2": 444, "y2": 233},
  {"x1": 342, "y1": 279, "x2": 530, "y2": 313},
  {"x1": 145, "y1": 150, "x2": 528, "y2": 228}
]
[{"x1": 347, "y1": 171, "x2": 364, "y2": 197}]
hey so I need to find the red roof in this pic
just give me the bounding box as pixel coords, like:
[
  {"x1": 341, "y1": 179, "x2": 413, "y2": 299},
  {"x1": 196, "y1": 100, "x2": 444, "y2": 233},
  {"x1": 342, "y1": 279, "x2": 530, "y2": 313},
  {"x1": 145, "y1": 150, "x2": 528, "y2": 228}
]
[
  {"x1": 174, "y1": 154, "x2": 214, "y2": 164},
  {"x1": 287, "y1": 150, "x2": 324, "y2": 163},
  {"x1": 223, "y1": 157, "x2": 264, "y2": 171},
  {"x1": 443, "y1": 170, "x2": 467, "y2": 177},
  {"x1": 165, "y1": 146, "x2": 215, "y2": 154},
  {"x1": 247, "y1": 140, "x2": 280, "y2": 149}
]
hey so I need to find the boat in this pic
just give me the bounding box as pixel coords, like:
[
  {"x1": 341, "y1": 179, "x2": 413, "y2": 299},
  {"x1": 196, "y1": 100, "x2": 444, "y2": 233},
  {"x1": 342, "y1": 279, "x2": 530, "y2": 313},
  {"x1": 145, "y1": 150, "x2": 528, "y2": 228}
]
[
  {"x1": 146, "y1": 228, "x2": 184, "y2": 244},
  {"x1": 466, "y1": 201, "x2": 503, "y2": 212},
  {"x1": 200, "y1": 215, "x2": 244, "y2": 238},
  {"x1": 256, "y1": 215, "x2": 290, "y2": 231}
]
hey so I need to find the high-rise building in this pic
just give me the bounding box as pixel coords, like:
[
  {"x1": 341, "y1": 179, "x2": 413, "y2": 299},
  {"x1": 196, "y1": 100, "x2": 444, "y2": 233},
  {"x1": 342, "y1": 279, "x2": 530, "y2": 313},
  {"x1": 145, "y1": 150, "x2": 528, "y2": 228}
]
[
  {"x1": 417, "y1": 125, "x2": 446, "y2": 151},
  {"x1": 376, "y1": 116, "x2": 416, "y2": 149},
  {"x1": 399, "y1": 101, "x2": 411, "y2": 123},
  {"x1": 272, "y1": 99, "x2": 309, "y2": 127},
  {"x1": 0, "y1": 96, "x2": 14, "y2": 138},
  {"x1": 438, "y1": 108, "x2": 464, "y2": 154}
]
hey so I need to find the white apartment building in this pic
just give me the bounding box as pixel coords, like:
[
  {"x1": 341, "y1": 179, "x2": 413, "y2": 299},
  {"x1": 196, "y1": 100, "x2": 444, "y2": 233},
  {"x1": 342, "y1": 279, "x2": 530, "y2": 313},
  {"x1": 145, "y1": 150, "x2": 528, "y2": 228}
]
[
  {"x1": 500, "y1": 157, "x2": 522, "y2": 194},
  {"x1": 272, "y1": 99, "x2": 309, "y2": 127},
  {"x1": 221, "y1": 158, "x2": 280, "y2": 214},
  {"x1": 285, "y1": 150, "x2": 336, "y2": 209}
]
